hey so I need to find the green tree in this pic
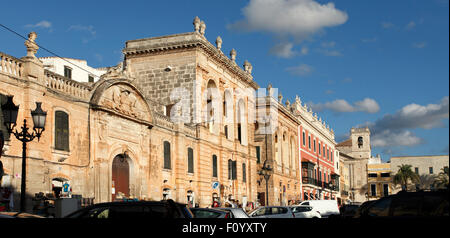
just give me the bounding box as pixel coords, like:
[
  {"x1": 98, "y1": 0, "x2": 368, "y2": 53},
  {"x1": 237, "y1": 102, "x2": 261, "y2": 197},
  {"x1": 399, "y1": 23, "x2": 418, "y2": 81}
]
[
  {"x1": 433, "y1": 168, "x2": 449, "y2": 189},
  {"x1": 393, "y1": 164, "x2": 420, "y2": 191}
]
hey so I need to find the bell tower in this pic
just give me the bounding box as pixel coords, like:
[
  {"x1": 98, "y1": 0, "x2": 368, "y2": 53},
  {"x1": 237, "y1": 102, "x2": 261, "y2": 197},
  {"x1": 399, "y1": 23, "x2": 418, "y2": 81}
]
[{"x1": 350, "y1": 127, "x2": 371, "y2": 159}]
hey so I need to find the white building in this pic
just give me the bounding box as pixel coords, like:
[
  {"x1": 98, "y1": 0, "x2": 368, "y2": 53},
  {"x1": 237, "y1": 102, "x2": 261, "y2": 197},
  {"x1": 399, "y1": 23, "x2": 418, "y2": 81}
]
[{"x1": 40, "y1": 57, "x2": 107, "y2": 83}]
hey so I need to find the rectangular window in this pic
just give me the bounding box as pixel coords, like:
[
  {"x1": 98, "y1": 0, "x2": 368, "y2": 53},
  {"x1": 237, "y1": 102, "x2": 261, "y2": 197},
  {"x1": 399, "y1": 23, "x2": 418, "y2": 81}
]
[
  {"x1": 370, "y1": 184, "x2": 376, "y2": 197},
  {"x1": 380, "y1": 173, "x2": 390, "y2": 177},
  {"x1": 242, "y1": 163, "x2": 246, "y2": 182},
  {"x1": 429, "y1": 167, "x2": 433, "y2": 174},
  {"x1": 212, "y1": 155, "x2": 218, "y2": 178},
  {"x1": 318, "y1": 142, "x2": 321, "y2": 155},
  {"x1": 232, "y1": 161, "x2": 237, "y2": 180},
  {"x1": 313, "y1": 139, "x2": 316, "y2": 152},
  {"x1": 415, "y1": 167, "x2": 419, "y2": 174},
  {"x1": 308, "y1": 136, "x2": 311, "y2": 149},
  {"x1": 383, "y1": 184, "x2": 389, "y2": 197},
  {"x1": 256, "y1": 146, "x2": 261, "y2": 164},
  {"x1": 224, "y1": 125, "x2": 228, "y2": 139},
  {"x1": 64, "y1": 66, "x2": 72, "y2": 79},
  {"x1": 302, "y1": 132, "x2": 306, "y2": 146},
  {"x1": 163, "y1": 141, "x2": 171, "y2": 169},
  {"x1": 369, "y1": 173, "x2": 378, "y2": 178},
  {"x1": 88, "y1": 75, "x2": 94, "y2": 83},
  {"x1": 55, "y1": 111, "x2": 69, "y2": 151},
  {"x1": 444, "y1": 166, "x2": 449, "y2": 174},
  {"x1": 187, "y1": 148, "x2": 194, "y2": 173}
]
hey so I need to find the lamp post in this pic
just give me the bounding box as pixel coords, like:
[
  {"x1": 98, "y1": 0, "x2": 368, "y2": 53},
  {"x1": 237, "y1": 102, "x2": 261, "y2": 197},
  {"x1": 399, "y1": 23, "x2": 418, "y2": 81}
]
[
  {"x1": 258, "y1": 159, "x2": 272, "y2": 206},
  {"x1": 2, "y1": 96, "x2": 47, "y2": 212}
]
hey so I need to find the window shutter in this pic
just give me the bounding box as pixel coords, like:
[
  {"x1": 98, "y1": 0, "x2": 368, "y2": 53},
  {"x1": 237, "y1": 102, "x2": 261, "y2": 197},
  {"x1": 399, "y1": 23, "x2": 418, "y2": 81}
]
[
  {"x1": 232, "y1": 161, "x2": 237, "y2": 180},
  {"x1": 228, "y1": 159, "x2": 232, "y2": 180},
  {"x1": 242, "y1": 163, "x2": 246, "y2": 182},
  {"x1": 164, "y1": 141, "x2": 171, "y2": 169},
  {"x1": 188, "y1": 148, "x2": 194, "y2": 173},
  {"x1": 212, "y1": 155, "x2": 217, "y2": 178},
  {"x1": 55, "y1": 111, "x2": 69, "y2": 151}
]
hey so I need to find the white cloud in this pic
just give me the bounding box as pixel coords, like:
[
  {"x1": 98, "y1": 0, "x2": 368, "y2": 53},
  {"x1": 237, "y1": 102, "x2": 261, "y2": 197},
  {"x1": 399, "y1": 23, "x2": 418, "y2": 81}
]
[
  {"x1": 301, "y1": 46, "x2": 309, "y2": 55},
  {"x1": 412, "y1": 42, "x2": 427, "y2": 48},
  {"x1": 342, "y1": 77, "x2": 352, "y2": 83},
  {"x1": 68, "y1": 25, "x2": 96, "y2": 36},
  {"x1": 25, "y1": 20, "x2": 52, "y2": 30},
  {"x1": 321, "y1": 41, "x2": 336, "y2": 48},
  {"x1": 270, "y1": 42, "x2": 296, "y2": 58},
  {"x1": 381, "y1": 22, "x2": 395, "y2": 29},
  {"x1": 309, "y1": 98, "x2": 380, "y2": 114},
  {"x1": 318, "y1": 49, "x2": 342, "y2": 56},
  {"x1": 405, "y1": 21, "x2": 416, "y2": 30},
  {"x1": 371, "y1": 130, "x2": 423, "y2": 147},
  {"x1": 286, "y1": 64, "x2": 314, "y2": 76},
  {"x1": 228, "y1": 0, "x2": 348, "y2": 57},
  {"x1": 229, "y1": 0, "x2": 348, "y2": 38},
  {"x1": 360, "y1": 96, "x2": 449, "y2": 148},
  {"x1": 361, "y1": 37, "x2": 377, "y2": 43},
  {"x1": 354, "y1": 98, "x2": 380, "y2": 114}
]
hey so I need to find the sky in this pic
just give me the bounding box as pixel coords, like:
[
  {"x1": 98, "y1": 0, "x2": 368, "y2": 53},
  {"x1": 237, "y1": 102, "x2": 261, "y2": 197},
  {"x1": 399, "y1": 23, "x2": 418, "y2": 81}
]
[{"x1": 1, "y1": 0, "x2": 448, "y2": 162}]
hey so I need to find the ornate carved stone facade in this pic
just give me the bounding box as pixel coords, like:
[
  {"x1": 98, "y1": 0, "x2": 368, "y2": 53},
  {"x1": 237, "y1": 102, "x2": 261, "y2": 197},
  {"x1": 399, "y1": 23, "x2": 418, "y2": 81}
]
[{"x1": 0, "y1": 22, "x2": 260, "y2": 210}]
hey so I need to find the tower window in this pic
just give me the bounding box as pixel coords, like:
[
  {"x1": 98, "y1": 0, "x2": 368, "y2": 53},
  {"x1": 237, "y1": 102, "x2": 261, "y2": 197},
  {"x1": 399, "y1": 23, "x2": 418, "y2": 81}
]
[{"x1": 358, "y1": 136, "x2": 363, "y2": 148}]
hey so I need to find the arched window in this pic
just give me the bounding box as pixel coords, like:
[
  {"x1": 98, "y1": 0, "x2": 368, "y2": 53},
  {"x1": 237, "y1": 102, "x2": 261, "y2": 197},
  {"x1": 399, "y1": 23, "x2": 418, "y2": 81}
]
[
  {"x1": 237, "y1": 99, "x2": 247, "y2": 145},
  {"x1": 187, "y1": 148, "x2": 194, "y2": 173},
  {"x1": 55, "y1": 111, "x2": 69, "y2": 151},
  {"x1": 212, "y1": 155, "x2": 218, "y2": 178},
  {"x1": 358, "y1": 136, "x2": 363, "y2": 148},
  {"x1": 163, "y1": 141, "x2": 171, "y2": 169}
]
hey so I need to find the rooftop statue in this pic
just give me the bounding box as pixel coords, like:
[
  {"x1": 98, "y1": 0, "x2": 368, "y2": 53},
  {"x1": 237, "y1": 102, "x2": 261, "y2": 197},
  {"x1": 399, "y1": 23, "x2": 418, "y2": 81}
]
[
  {"x1": 193, "y1": 16, "x2": 201, "y2": 33},
  {"x1": 216, "y1": 36, "x2": 222, "y2": 51},
  {"x1": 25, "y1": 32, "x2": 39, "y2": 58},
  {"x1": 199, "y1": 21, "x2": 206, "y2": 36},
  {"x1": 230, "y1": 49, "x2": 236, "y2": 62}
]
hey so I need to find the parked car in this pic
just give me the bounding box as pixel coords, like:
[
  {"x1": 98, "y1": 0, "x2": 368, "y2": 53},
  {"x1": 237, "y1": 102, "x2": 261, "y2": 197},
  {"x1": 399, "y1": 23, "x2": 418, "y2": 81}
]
[
  {"x1": 339, "y1": 204, "x2": 360, "y2": 218},
  {"x1": 248, "y1": 206, "x2": 295, "y2": 218},
  {"x1": 353, "y1": 200, "x2": 376, "y2": 218},
  {"x1": 290, "y1": 205, "x2": 321, "y2": 218},
  {"x1": 354, "y1": 189, "x2": 449, "y2": 218},
  {"x1": 297, "y1": 200, "x2": 340, "y2": 218},
  {"x1": 64, "y1": 199, "x2": 193, "y2": 218},
  {"x1": 215, "y1": 207, "x2": 249, "y2": 218},
  {"x1": 0, "y1": 212, "x2": 45, "y2": 218},
  {"x1": 190, "y1": 208, "x2": 231, "y2": 218}
]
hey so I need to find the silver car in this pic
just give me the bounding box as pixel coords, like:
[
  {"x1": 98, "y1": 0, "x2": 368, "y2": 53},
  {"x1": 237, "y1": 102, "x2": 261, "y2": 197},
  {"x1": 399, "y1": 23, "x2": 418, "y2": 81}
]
[
  {"x1": 248, "y1": 206, "x2": 295, "y2": 218},
  {"x1": 215, "y1": 207, "x2": 249, "y2": 218},
  {"x1": 290, "y1": 205, "x2": 322, "y2": 218}
]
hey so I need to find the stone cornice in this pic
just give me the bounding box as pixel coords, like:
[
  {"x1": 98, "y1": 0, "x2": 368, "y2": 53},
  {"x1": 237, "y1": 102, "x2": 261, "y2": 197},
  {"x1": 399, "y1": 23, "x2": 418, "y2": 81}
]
[{"x1": 123, "y1": 32, "x2": 259, "y2": 89}]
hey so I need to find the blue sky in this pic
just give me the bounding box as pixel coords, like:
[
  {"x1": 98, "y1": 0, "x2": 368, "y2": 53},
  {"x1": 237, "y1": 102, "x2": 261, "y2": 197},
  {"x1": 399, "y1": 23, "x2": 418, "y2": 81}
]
[{"x1": 1, "y1": 0, "x2": 448, "y2": 161}]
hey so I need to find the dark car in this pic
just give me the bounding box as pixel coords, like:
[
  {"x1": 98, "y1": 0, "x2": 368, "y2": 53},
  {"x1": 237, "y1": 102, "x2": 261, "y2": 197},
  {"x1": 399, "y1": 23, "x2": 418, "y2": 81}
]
[
  {"x1": 355, "y1": 189, "x2": 449, "y2": 218},
  {"x1": 353, "y1": 200, "x2": 376, "y2": 218},
  {"x1": 339, "y1": 204, "x2": 360, "y2": 218},
  {"x1": 64, "y1": 199, "x2": 193, "y2": 218},
  {"x1": 190, "y1": 208, "x2": 232, "y2": 218}
]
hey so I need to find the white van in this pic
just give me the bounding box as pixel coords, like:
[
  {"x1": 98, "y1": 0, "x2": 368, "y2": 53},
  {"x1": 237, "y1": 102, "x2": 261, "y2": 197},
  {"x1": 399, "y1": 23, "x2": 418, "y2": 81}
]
[{"x1": 298, "y1": 200, "x2": 340, "y2": 218}]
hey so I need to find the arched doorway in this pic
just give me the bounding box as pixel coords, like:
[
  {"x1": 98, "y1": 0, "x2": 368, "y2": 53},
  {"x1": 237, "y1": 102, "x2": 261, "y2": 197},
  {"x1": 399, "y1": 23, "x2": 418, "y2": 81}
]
[{"x1": 112, "y1": 154, "x2": 130, "y2": 201}]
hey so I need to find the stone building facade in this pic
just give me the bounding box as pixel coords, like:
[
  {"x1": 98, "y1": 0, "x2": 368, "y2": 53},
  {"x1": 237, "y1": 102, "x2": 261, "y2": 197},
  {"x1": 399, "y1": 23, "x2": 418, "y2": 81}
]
[
  {"x1": 389, "y1": 155, "x2": 449, "y2": 193},
  {"x1": 0, "y1": 18, "x2": 261, "y2": 211},
  {"x1": 336, "y1": 127, "x2": 371, "y2": 203},
  {"x1": 254, "y1": 92, "x2": 301, "y2": 206}
]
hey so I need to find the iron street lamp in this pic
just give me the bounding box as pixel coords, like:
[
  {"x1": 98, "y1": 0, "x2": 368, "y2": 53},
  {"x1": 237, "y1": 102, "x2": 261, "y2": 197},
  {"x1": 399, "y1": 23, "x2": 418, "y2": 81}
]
[
  {"x1": 258, "y1": 159, "x2": 272, "y2": 206},
  {"x1": 2, "y1": 96, "x2": 47, "y2": 212}
]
